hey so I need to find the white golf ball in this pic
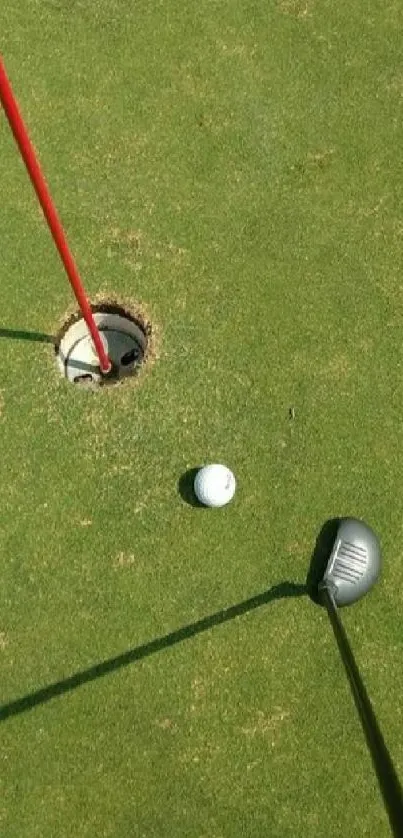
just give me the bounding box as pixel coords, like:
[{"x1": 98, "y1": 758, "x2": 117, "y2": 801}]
[{"x1": 194, "y1": 464, "x2": 236, "y2": 508}]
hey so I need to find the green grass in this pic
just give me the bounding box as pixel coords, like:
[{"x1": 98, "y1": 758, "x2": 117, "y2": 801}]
[{"x1": 1, "y1": 0, "x2": 403, "y2": 834}]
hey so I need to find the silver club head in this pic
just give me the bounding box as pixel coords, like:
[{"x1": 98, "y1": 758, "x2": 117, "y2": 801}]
[{"x1": 320, "y1": 518, "x2": 381, "y2": 607}]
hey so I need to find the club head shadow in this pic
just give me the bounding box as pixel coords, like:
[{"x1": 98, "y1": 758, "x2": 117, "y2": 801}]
[{"x1": 306, "y1": 518, "x2": 341, "y2": 604}]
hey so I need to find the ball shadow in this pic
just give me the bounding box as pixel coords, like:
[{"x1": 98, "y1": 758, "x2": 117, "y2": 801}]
[
  {"x1": 178, "y1": 468, "x2": 204, "y2": 508},
  {"x1": 306, "y1": 517, "x2": 340, "y2": 604}
]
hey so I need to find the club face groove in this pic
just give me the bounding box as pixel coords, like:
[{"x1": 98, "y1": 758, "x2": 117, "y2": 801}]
[{"x1": 322, "y1": 518, "x2": 381, "y2": 606}]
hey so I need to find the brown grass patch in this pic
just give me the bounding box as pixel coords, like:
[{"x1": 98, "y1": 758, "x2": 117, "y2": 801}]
[
  {"x1": 290, "y1": 148, "x2": 335, "y2": 175},
  {"x1": 279, "y1": 0, "x2": 314, "y2": 17},
  {"x1": 241, "y1": 708, "x2": 290, "y2": 738},
  {"x1": 113, "y1": 552, "x2": 136, "y2": 569},
  {"x1": 155, "y1": 717, "x2": 178, "y2": 733},
  {"x1": 100, "y1": 226, "x2": 189, "y2": 269},
  {"x1": 319, "y1": 352, "x2": 352, "y2": 379}
]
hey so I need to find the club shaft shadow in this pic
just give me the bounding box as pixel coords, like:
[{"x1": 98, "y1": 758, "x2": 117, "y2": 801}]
[{"x1": 322, "y1": 587, "x2": 403, "y2": 838}]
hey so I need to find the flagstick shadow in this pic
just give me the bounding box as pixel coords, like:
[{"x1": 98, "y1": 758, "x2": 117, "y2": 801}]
[
  {"x1": 0, "y1": 327, "x2": 55, "y2": 344},
  {"x1": 0, "y1": 581, "x2": 306, "y2": 722}
]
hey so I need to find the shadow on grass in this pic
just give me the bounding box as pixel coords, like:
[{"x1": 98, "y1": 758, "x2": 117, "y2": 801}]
[
  {"x1": 0, "y1": 581, "x2": 306, "y2": 722},
  {"x1": 306, "y1": 518, "x2": 340, "y2": 605},
  {"x1": 178, "y1": 468, "x2": 204, "y2": 507},
  {"x1": 0, "y1": 327, "x2": 101, "y2": 379},
  {"x1": 0, "y1": 327, "x2": 56, "y2": 344}
]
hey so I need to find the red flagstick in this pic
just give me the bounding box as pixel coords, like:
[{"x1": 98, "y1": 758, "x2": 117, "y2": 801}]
[{"x1": 0, "y1": 57, "x2": 111, "y2": 374}]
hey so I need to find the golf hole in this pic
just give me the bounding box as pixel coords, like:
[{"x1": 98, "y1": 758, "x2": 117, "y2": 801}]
[{"x1": 55, "y1": 302, "x2": 151, "y2": 387}]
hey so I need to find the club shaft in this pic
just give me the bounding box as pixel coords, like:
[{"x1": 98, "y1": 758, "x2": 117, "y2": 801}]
[
  {"x1": 0, "y1": 56, "x2": 111, "y2": 373},
  {"x1": 322, "y1": 586, "x2": 403, "y2": 837}
]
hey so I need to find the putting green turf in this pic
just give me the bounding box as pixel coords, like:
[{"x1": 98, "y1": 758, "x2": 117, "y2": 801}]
[{"x1": 1, "y1": 1, "x2": 403, "y2": 835}]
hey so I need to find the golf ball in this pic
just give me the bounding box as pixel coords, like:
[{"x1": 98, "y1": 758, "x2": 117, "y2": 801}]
[{"x1": 194, "y1": 464, "x2": 236, "y2": 508}]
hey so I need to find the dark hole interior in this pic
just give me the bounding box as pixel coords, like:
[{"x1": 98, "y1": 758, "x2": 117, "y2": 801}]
[
  {"x1": 121, "y1": 345, "x2": 141, "y2": 366},
  {"x1": 73, "y1": 374, "x2": 94, "y2": 384}
]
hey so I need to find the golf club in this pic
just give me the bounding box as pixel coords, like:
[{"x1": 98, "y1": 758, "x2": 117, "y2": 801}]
[{"x1": 318, "y1": 518, "x2": 403, "y2": 837}]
